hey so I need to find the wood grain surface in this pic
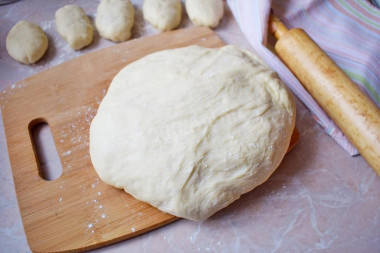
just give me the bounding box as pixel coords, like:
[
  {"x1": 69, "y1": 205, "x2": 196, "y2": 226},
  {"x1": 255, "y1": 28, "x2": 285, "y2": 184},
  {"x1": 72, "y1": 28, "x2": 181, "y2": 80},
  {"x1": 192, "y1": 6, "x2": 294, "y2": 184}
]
[
  {"x1": 269, "y1": 15, "x2": 380, "y2": 176},
  {"x1": 1, "y1": 27, "x2": 298, "y2": 252}
]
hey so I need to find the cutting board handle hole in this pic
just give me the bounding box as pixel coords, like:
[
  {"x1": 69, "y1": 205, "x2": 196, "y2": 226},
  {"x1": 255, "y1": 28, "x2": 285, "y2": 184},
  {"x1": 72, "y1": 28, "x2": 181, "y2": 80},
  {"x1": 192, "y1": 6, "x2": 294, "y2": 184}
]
[{"x1": 29, "y1": 119, "x2": 63, "y2": 181}]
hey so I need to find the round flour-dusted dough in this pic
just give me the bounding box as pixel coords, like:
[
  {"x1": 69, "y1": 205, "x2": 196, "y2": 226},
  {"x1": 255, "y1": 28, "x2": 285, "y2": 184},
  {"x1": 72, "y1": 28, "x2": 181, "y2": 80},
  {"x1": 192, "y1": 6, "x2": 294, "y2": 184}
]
[
  {"x1": 186, "y1": 0, "x2": 224, "y2": 28},
  {"x1": 96, "y1": 0, "x2": 135, "y2": 42},
  {"x1": 90, "y1": 45, "x2": 296, "y2": 221},
  {"x1": 55, "y1": 5, "x2": 93, "y2": 50},
  {"x1": 6, "y1": 21, "x2": 48, "y2": 64},
  {"x1": 143, "y1": 0, "x2": 182, "y2": 31}
]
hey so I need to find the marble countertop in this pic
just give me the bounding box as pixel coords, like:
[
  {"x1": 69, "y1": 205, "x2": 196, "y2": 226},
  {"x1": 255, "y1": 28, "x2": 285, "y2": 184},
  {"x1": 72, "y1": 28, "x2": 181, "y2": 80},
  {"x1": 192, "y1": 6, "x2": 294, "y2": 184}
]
[{"x1": 0, "y1": 1, "x2": 379, "y2": 252}]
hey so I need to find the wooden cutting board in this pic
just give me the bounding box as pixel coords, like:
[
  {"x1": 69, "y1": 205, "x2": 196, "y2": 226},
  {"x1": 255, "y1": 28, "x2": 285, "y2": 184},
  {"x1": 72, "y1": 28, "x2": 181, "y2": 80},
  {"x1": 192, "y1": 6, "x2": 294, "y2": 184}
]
[{"x1": 1, "y1": 27, "x2": 299, "y2": 252}]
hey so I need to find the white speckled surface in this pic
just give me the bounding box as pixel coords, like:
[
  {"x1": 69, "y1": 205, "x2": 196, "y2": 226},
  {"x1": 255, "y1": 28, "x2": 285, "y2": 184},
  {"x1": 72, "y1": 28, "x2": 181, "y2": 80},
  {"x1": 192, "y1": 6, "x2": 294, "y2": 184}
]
[{"x1": 0, "y1": 1, "x2": 379, "y2": 252}]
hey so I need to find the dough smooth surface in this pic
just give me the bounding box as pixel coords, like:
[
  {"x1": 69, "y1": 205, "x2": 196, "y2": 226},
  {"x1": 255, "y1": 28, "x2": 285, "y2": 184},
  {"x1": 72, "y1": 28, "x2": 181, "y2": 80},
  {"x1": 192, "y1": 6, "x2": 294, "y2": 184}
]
[
  {"x1": 186, "y1": 0, "x2": 224, "y2": 28},
  {"x1": 96, "y1": 0, "x2": 135, "y2": 42},
  {"x1": 6, "y1": 21, "x2": 48, "y2": 64},
  {"x1": 143, "y1": 0, "x2": 182, "y2": 31},
  {"x1": 55, "y1": 5, "x2": 93, "y2": 50},
  {"x1": 90, "y1": 45, "x2": 296, "y2": 221}
]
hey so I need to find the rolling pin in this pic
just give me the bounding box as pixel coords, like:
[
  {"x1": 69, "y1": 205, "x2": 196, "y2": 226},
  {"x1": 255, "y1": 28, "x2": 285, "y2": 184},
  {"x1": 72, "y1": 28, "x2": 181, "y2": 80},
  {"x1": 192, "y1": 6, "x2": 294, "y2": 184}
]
[{"x1": 268, "y1": 14, "x2": 380, "y2": 176}]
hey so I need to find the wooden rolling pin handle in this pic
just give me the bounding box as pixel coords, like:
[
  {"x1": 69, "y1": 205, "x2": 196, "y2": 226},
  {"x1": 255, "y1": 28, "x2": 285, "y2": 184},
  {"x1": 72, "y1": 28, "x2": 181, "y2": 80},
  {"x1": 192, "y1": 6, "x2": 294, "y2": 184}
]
[
  {"x1": 268, "y1": 14, "x2": 288, "y2": 39},
  {"x1": 269, "y1": 15, "x2": 380, "y2": 175}
]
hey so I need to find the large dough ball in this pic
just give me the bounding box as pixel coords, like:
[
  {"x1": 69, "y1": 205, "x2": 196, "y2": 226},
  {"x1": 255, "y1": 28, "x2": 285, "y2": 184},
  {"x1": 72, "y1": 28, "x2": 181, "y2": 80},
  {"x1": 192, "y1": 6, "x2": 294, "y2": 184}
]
[
  {"x1": 186, "y1": 0, "x2": 224, "y2": 28},
  {"x1": 55, "y1": 5, "x2": 94, "y2": 50},
  {"x1": 143, "y1": 0, "x2": 182, "y2": 32},
  {"x1": 96, "y1": 0, "x2": 135, "y2": 42},
  {"x1": 90, "y1": 45, "x2": 296, "y2": 222},
  {"x1": 6, "y1": 21, "x2": 48, "y2": 64}
]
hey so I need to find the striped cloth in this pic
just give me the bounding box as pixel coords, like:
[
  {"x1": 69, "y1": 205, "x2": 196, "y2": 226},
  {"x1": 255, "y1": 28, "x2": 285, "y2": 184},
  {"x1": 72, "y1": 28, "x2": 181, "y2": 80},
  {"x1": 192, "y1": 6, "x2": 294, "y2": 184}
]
[{"x1": 227, "y1": 0, "x2": 380, "y2": 156}]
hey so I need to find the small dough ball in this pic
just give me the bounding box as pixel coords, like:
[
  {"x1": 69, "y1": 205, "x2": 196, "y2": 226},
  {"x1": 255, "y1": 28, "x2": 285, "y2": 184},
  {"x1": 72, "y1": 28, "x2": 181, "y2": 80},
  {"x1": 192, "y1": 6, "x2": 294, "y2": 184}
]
[
  {"x1": 6, "y1": 21, "x2": 48, "y2": 64},
  {"x1": 96, "y1": 0, "x2": 135, "y2": 42},
  {"x1": 55, "y1": 5, "x2": 94, "y2": 50},
  {"x1": 186, "y1": 0, "x2": 224, "y2": 28},
  {"x1": 90, "y1": 45, "x2": 296, "y2": 222},
  {"x1": 143, "y1": 0, "x2": 182, "y2": 31}
]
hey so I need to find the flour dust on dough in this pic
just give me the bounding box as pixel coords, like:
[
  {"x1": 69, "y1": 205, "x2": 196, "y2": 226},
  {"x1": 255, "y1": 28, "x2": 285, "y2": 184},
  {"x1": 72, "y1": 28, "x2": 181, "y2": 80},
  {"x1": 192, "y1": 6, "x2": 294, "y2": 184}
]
[
  {"x1": 6, "y1": 20, "x2": 48, "y2": 64},
  {"x1": 186, "y1": 0, "x2": 224, "y2": 28},
  {"x1": 90, "y1": 45, "x2": 296, "y2": 222},
  {"x1": 55, "y1": 5, "x2": 93, "y2": 50},
  {"x1": 143, "y1": 0, "x2": 182, "y2": 32},
  {"x1": 96, "y1": 0, "x2": 135, "y2": 42}
]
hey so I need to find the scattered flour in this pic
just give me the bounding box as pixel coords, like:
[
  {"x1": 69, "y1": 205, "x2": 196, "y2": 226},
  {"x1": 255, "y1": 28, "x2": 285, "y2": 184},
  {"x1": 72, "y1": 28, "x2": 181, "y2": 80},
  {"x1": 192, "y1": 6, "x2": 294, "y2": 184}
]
[{"x1": 62, "y1": 150, "x2": 72, "y2": 157}]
